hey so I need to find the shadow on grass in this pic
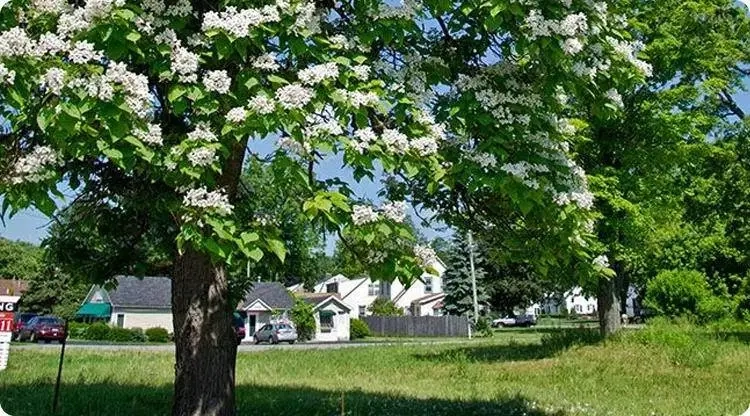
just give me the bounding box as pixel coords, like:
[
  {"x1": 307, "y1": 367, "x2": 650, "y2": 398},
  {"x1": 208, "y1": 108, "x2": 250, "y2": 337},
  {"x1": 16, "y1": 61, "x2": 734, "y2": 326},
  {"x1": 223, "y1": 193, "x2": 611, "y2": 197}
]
[
  {"x1": 0, "y1": 382, "x2": 566, "y2": 416},
  {"x1": 415, "y1": 328, "x2": 603, "y2": 363}
]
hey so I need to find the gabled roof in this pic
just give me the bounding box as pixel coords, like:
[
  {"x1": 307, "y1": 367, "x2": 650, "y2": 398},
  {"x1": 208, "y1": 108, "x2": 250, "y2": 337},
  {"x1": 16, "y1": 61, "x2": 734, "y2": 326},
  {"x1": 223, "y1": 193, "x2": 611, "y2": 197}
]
[
  {"x1": 298, "y1": 293, "x2": 351, "y2": 312},
  {"x1": 240, "y1": 282, "x2": 293, "y2": 310},
  {"x1": 107, "y1": 276, "x2": 172, "y2": 309},
  {"x1": 411, "y1": 293, "x2": 445, "y2": 305}
]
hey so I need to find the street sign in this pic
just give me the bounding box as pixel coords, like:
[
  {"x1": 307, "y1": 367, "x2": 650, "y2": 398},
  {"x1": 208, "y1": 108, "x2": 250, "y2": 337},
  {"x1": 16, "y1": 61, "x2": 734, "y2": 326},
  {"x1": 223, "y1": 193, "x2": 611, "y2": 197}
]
[
  {"x1": 0, "y1": 313, "x2": 12, "y2": 333},
  {"x1": 0, "y1": 302, "x2": 14, "y2": 312},
  {"x1": 0, "y1": 295, "x2": 20, "y2": 372}
]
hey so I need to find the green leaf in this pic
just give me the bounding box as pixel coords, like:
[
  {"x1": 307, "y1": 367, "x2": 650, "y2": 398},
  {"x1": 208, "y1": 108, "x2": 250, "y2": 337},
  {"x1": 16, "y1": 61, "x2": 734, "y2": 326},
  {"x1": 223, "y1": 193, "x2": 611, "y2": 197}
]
[
  {"x1": 266, "y1": 238, "x2": 287, "y2": 263},
  {"x1": 126, "y1": 31, "x2": 141, "y2": 43},
  {"x1": 267, "y1": 75, "x2": 289, "y2": 85}
]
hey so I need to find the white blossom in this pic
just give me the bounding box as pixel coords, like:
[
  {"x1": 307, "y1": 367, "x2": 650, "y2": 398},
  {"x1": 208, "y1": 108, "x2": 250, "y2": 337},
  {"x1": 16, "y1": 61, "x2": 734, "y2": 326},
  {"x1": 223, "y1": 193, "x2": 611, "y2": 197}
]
[
  {"x1": 352, "y1": 205, "x2": 379, "y2": 225},
  {"x1": 381, "y1": 129, "x2": 410, "y2": 154},
  {"x1": 0, "y1": 63, "x2": 16, "y2": 85},
  {"x1": 35, "y1": 32, "x2": 68, "y2": 56},
  {"x1": 202, "y1": 7, "x2": 271, "y2": 38},
  {"x1": 275, "y1": 84, "x2": 313, "y2": 109},
  {"x1": 414, "y1": 245, "x2": 438, "y2": 267},
  {"x1": 252, "y1": 53, "x2": 280, "y2": 71},
  {"x1": 226, "y1": 107, "x2": 247, "y2": 123},
  {"x1": 68, "y1": 41, "x2": 102, "y2": 64},
  {"x1": 187, "y1": 147, "x2": 217, "y2": 167},
  {"x1": 134, "y1": 124, "x2": 163, "y2": 146},
  {"x1": 562, "y1": 38, "x2": 584, "y2": 55},
  {"x1": 203, "y1": 70, "x2": 231, "y2": 94},
  {"x1": 278, "y1": 136, "x2": 310, "y2": 155},
  {"x1": 298, "y1": 62, "x2": 339, "y2": 85},
  {"x1": 31, "y1": 0, "x2": 69, "y2": 15},
  {"x1": 381, "y1": 201, "x2": 407, "y2": 222},
  {"x1": 344, "y1": 91, "x2": 380, "y2": 108},
  {"x1": 351, "y1": 65, "x2": 371, "y2": 80},
  {"x1": 467, "y1": 152, "x2": 498, "y2": 169},
  {"x1": 410, "y1": 136, "x2": 438, "y2": 156},
  {"x1": 351, "y1": 128, "x2": 377, "y2": 154},
  {"x1": 592, "y1": 255, "x2": 610, "y2": 268},
  {"x1": 606, "y1": 88, "x2": 624, "y2": 108},
  {"x1": 171, "y1": 46, "x2": 199, "y2": 83},
  {"x1": 183, "y1": 187, "x2": 234, "y2": 216},
  {"x1": 248, "y1": 95, "x2": 276, "y2": 114},
  {"x1": 0, "y1": 27, "x2": 35, "y2": 58},
  {"x1": 187, "y1": 124, "x2": 218, "y2": 142},
  {"x1": 10, "y1": 146, "x2": 61, "y2": 184},
  {"x1": 329, "y1": 34, "x2": 351, "y2": 49}
]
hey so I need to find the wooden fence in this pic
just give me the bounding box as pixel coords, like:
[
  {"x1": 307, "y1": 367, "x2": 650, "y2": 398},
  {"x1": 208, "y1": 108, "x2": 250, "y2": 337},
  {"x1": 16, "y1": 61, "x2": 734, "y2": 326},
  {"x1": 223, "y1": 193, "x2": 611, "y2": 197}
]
[{"x1": 362, "y1": 315, "x2": 470, "y2": 337}]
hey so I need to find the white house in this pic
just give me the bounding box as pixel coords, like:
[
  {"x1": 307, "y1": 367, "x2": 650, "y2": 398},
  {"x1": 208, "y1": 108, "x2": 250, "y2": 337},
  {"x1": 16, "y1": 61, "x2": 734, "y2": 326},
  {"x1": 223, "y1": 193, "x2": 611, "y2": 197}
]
[
  {"x1": 299, "y1": 293, "x2": 351, "y2": 342},
  {"x1": 77, "y1": 276, "x2": 174, "y2": 332},
  {"x1": 236, "y1": 281, "x2": 294, "y2": 341},
  {"x1": 294, "y1": 259, "x2": 447, "y2": 318},
  {"x1": 538, "y1": 287, "x2": 598, "y2": 315}
]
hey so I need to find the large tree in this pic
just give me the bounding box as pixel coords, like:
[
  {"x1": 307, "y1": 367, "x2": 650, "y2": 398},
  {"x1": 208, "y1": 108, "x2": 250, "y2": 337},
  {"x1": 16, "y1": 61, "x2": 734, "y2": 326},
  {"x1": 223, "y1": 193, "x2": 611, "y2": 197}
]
[
  {"x1": 442, "y1": 233, "x2": 488, "y2": 318},
  {"x1": 0, "y1": 0, "x2": 644, "y2": 414}
]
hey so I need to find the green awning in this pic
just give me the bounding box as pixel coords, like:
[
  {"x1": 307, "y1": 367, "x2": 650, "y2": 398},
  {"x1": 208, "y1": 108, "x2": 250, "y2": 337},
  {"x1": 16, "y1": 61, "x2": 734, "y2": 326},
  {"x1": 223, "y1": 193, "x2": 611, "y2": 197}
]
[
  {"x1": 319, "y1": 310, "x2": 335, "y2": 318},
  {"x1": 76, "y1": 302, "x2": 111, "y2": 318}
]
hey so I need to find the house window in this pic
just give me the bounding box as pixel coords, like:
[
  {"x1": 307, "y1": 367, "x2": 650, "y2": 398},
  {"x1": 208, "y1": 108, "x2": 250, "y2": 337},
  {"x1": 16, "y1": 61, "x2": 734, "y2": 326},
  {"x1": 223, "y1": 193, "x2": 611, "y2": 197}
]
[
  {"x1": 319, "y1": 311, "x2": 334, "y2": 333},
  {"x1": 588, "y1": 304, "x2": 594, "y2": 313},
  {"x1": 326, "y1": 282, "x2": 339, "y2": 294},
  {"x1": 574, "y1": 304, "x2": 583, "y2": 313},
  {"x1": 116, "y1": 314, "x2": 125, "y2": 328},
  {"x1": 367, "y1": 283, "x2": 380, "y2": 296},
  {"x1": 379, "y1": 282, "x2": 391, "y2": 298},
  {"x1": 424, "y1": 277, "x2": 433, "y2": 294},
  {"x1": 359, "y1": 305, "x2": 366, "y2": 317}
]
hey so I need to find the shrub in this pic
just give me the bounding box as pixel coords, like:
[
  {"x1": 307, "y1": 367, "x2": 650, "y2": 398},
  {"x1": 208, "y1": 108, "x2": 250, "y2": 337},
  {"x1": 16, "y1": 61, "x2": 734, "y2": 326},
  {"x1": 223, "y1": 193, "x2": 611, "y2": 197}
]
[
  {"x1": 735, "y1": 275, "x2": 750, "y2": 321},
  {"x1": 474, "y1": 317, "x2": 493, "y2": 338},
  {"x1": 145, "y1": 327, "x2": 170, "y2": 343},
  {"x1": 84, "y1": 322, "x2": 110, "y2": 341},
  {"x1": 67, "y1": 322, "x2": 89, "y2": 339},
  {"x1": 623, "y1": 317, "x2": 720, "y2": 368},
  {"x1": 107, "y1": 326, "x2": 136, "y2": 342},
  {"x1": 350, "y1": 319, "x2": 370, "y2": 339},
  {"x1": 644, "y1": 270, "x2": 712, "y2": 319},
  {"x1": 368, "y1": 298, "x2": 403, "y2": 316},
  {"x1": 290, "y1": 297, "x2": 316, "y2": 342},
  {"x1": 129, "y1": 327, "x2": 147, "y2": 343},
  {"x1": 697, "y1": 295, "x2": 732, "y2": 323}
]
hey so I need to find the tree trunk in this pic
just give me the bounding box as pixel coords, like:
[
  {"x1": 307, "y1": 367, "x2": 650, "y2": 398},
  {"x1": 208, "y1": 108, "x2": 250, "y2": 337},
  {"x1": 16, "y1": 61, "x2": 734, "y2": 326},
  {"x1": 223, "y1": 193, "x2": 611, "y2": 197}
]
[
  {"x1": 597, "y1": 275, "x2": 621, "y2": 337},
  {"x1": 172, "y1": 247, "x2": 238, "y2": 416}
]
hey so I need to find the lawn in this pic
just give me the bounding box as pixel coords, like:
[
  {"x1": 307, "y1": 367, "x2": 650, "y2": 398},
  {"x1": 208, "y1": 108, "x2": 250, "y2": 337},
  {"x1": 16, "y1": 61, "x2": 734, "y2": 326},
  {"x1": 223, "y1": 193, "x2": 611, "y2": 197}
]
[{"x1": 1, "y1": 323, "x2": 749, "y2": 416}]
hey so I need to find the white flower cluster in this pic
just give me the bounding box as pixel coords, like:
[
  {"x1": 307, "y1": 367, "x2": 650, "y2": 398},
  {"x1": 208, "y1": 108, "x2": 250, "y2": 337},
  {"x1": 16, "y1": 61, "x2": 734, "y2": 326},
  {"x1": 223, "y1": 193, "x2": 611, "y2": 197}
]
[
  {"x1": 291, "y1": 2, "x2": 320, "y2": 34},
  {"x1": 414, "y1": 245, "x2": 438, "y2": 267},
  {"x1": 0, "y1": 27, "x2": 36, "y2": 58},
  {"x1": 562, "y1": 38, "x2": 584, "y2": 55},
  {"x1": 352, "y1": 205, "x2": 379, "y2": 225},
  {"x1": 10, "y1": 146, "x2": 61, "y2": 184},
  {"x1": 134, "y1": 124, "x2": 163, "y2": 146},
  {"x1": 187, "y1": 124, "x2": 218, "y2": 142},
  {"x1": 351, "y1": 65, "x2": 371, "y2": 80},
  {"x1": 105, "y1": 62, "x2": 152, "y2": 118},
  {"x1": 278, "y1": 136, "x2": 311, "y2": 155},
  {"x1": 607, "y1": 37, "x2": 652, "y2": 77},
  {"x1": 329, "y1": 34, "x2": 353, "y2": 49},
  {"x1": 467, "y1": 152, "x2": 498, "y2": 169},
  {"x1": 382, "y1": 129, "x2": 410, "y2": 154},
  {"x1": 0, "y1": 63, "x2": 15, "y2": 85},
  {"x1": 339, "y1": 90, "x2": 380, "y2": 108},
  {"x1": 553, "y1": 190, "x2": 595, "y2": 210},
  {"x1": 298, "y1": 63, "x2": 339, "y2": 85},
  {"x1": 275, "y1": 84, "x2": 313, "y2": 109},
  {"x1": 203, "y1": 70, "x2": 231, "y2": 94},
  {"x1": 41, "y1": 67, "x2": 65, "y2": 94},
  {"x1": 183, "y1": 187, "x2": 234, "y2": 216},
  {"x1": 592, "y1": 254, "x2": 609, "y2": 268},
  {"x1": 68, "y1": 40, "x2": 102, "y2": 64},
  {"x1": 187, "y1": 147, "x2": 217, "y2": 167},
  {"x1": 54, "y1": 0, "x2": 126, "y2": 38},
  {"x1": 253, "y1": 53, "x2": 280, "y2": 72},
  {"x1": 304, "y1": 114, "x2": 343, "y2": 138},
  {"x1": 410, "y1": 136, "x2": 439, "y2": 156},
  {"x1": 226, "y1": 107, "x2": 247, "y2": 123},
  {"x1": 202, "y1": 6, "x2": 281, "y2": 38},
  {"x1": 30, "y1": 0, "x2": 70, "y2": 15},
  {"x1": 248, "y1": 95, "x2": 276, "y2": 114},
  {"x1": 376, "y1": 0, "x2": 421, "y2": 20},
  {"x1": 524, "y1": 10, "x2": 589, "y2": 40},
  {"x1": 606, "y1": 88, "x2": 624, "y2": 108},
  {"x1": 171, "y1": 46, "x2": 199, "y2": 83},
  {"x1": 458, "y1": 70, "x2": 542, "y2": 126},
  {"x1": 381, "y1": 201, "x2": 407, "y2": 222},
  {"x1": 351, "y1": 128, "x2": 378, "y2": 154}
]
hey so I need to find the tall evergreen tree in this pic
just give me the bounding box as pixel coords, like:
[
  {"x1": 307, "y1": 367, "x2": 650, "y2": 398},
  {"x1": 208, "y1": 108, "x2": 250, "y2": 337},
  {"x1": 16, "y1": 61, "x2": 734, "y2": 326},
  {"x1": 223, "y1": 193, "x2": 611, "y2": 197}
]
[{"x1": 442, "y1": 234, "x2": 489, "y2": 318}]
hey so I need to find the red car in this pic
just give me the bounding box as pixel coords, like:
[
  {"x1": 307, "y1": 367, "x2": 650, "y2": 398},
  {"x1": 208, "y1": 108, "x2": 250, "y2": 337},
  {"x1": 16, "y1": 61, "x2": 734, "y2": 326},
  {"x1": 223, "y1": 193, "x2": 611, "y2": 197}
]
[
  {"x1": 18, "y1": 316, "x2": 67, "y2": 343},
  {"x1": 12, "y1": 313, "x2": 38, "y2": 341},
  {"x1": 233, "y1": 315, "x2": 246, "y2": 344}
]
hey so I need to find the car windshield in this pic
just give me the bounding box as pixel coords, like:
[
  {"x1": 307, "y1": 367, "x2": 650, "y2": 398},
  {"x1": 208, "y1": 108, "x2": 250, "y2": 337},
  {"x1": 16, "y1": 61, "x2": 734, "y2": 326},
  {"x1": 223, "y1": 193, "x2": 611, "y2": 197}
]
[
  {"x1": 37, "y1": 317, "x2": 63, "y2": 325},
  {"x1": 19, "y1": 314, "x2": 36, "y2": 322}
]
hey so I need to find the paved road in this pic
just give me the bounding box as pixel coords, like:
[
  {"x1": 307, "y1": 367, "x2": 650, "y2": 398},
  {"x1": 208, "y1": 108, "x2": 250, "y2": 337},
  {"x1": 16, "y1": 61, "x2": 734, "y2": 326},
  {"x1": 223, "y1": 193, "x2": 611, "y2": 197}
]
[{"x1": 10, "y1": 339, "x2": 469, "y2": 352}]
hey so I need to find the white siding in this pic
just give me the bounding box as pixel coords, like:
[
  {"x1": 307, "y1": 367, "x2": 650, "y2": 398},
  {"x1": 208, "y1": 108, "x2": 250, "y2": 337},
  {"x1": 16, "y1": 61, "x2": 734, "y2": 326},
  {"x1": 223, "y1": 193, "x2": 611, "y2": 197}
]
[
  {"x1": 110, "y1": 307, "x2": 173, "y2": 332},
  {"x1": 313, "y1": 301, "x2": 350, "y2": 342}
]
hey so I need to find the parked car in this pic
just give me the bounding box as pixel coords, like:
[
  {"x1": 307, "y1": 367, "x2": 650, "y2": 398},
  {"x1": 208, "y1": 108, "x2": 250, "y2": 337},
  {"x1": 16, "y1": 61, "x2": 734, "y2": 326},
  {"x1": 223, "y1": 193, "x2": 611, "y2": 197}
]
[
  {"x1": 12, "y1": 312, "x2": 38, "y2": 341},
  {"x1": 253, "y1": 323, "x2": 297, "y2": 344},
  {"x1": 18, "y1": 316, "x2": 67, "y2": 343},
  {"x1": 233, "y1": 315, "x2": 246, "y2": 344},
  {"x1": 492, "y1": 314, "x2": 537, "y2": 328}
]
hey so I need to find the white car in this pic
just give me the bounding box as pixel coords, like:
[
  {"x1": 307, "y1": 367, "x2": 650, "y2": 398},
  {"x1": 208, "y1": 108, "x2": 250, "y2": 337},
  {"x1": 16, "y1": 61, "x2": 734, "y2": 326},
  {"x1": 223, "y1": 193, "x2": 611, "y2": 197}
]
[
  {"x1": 492, "y1": 314, "x2": 537, "y2": 328},
  {"x1": 253, "y1": 323, "x2": 298, "y2": 344}
]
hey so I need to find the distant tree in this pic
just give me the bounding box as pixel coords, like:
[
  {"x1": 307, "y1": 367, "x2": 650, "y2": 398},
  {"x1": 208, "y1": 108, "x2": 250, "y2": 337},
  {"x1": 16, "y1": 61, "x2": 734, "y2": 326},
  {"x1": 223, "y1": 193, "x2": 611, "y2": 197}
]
[
  {"x1": 368, "y1": 298, "x2": 403, "y2": 316},
  {"x1": 485, "y1": 262, "x2": 550, "y2": 316},
  {"x1": 442, "y1": 234, "x2": 489, "y2": 318},
  {"x1": 21, "y1": 264, "x2": 89, "y2": 318},
  {"x1": 0, "y1": 237, "x2": 43, "y2": 281}
]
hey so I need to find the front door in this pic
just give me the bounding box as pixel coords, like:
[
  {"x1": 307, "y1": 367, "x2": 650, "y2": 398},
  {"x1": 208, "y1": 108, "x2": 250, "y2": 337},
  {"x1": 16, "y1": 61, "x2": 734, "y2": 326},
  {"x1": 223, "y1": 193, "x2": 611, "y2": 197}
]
[{"x1": 248, "y1": 314, "x2": 256, "y2": 334}]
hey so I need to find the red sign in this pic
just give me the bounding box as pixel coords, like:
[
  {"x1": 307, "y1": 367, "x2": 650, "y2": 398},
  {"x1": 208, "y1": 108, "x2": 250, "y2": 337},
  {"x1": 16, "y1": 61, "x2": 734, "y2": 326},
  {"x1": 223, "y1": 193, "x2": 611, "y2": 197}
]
[{"x1": 0, "y1": 312, "x2": 13, "y2": 333}]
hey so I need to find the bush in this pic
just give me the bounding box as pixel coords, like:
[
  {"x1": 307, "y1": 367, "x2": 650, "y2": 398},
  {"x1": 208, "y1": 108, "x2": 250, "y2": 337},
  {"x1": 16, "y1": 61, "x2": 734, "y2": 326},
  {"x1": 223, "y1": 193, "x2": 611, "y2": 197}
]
[
  {"x1": 350, "y1": 319, "x2": 370, "y2": 339},
  {"x1": 697, "y1": 296, "x2": 732, "y2": 323},
  {"x1": 735, "y1": 275, "x2": 750, "y2": 321},
  {"x1": 368, "y1": 298, "x2": 403, "y2": 316},
  {"x1": 129, "y1": 327, "x2": 148, "y2": 342},
  {"x1": 623, "y1": 317, "x2": 720, "y2": 368},
  {"x1": 145, "y1": 327, "x2": 170, "y2": 343},
  {"x1": 84, "y1": 322, "x2": 110, "y2": 341},
  {"x1": 644, "y1": 270, "x2": 712, "y2": 319},
  {"x1": 107, "y1": 326, "x2": 136, "y2": 342},
  {"x1": 67, "y1": 321, "x2": 89, "y2": 339},
  {"x1": 290, "y1": 297, "x2": 316, "y2": 342},
  {"x1": 474, "y1": 317, "x2": 493, "y2": 338}
]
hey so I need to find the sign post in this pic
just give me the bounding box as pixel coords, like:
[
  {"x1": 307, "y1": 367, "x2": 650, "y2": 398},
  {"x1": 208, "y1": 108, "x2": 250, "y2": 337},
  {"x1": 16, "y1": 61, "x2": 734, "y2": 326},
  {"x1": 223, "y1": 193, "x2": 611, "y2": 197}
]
[{"x1": 0, "y1": 295, "x2": 20, "y2": 372}]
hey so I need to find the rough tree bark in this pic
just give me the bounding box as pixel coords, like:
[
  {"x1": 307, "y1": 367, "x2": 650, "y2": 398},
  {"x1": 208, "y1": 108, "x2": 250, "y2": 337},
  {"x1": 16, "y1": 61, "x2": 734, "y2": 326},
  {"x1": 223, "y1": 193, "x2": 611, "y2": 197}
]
[
  {"x1": 597, "y1": 271, "x2": 622, "y2": 337},
  {"x1": 171, "y1": 140, "x2": 248, "y2": 416}
]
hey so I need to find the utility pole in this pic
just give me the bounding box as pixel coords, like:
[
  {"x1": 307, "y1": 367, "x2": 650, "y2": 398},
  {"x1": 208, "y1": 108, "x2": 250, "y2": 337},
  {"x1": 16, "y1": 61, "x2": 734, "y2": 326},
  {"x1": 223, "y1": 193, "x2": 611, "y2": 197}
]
[{"x1": 467, "y1": 231, "x2": 479, "y2": 323}]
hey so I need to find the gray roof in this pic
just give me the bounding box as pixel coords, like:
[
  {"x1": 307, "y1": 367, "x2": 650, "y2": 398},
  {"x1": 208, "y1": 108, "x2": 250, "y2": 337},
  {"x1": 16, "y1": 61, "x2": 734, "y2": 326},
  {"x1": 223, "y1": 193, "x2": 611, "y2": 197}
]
[
  {"x1": 240, "y1": 282, "x2": 293, "y2": 310},
  {"x1": 108, "y1": 276, "x2": 172, "y2": 309}
]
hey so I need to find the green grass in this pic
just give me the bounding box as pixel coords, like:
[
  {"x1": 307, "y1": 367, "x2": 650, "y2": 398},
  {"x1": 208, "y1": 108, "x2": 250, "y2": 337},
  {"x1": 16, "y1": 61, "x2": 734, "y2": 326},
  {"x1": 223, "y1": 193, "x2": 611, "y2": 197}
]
[{"x1": 1, "y1": 323, "x2": 749, "y2": 415}]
